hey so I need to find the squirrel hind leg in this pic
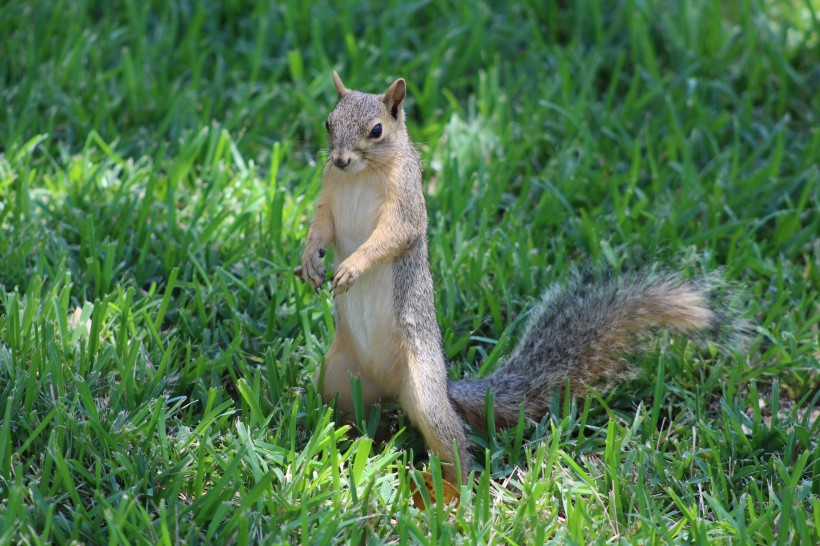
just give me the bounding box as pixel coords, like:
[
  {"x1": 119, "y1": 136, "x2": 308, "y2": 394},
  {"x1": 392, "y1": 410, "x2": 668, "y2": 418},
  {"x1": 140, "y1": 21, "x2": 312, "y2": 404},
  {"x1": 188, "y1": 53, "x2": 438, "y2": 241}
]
[
  {"x1": 400, "y1": 352, "x2": 472, "y2": 483},
  {"x1": 317, "y1": 337, "x2": 385, "y2": 423}
]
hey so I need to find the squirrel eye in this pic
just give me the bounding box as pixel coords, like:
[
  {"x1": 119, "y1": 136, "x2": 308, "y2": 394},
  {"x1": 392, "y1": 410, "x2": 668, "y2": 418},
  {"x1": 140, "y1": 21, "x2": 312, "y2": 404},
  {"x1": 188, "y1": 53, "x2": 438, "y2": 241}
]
[
  {"x1": 369, "y1": 124, "x2": 382, "y2": 138},
  {"x1": 325, "y1": 120, "x2": 330, "y2": 132}
]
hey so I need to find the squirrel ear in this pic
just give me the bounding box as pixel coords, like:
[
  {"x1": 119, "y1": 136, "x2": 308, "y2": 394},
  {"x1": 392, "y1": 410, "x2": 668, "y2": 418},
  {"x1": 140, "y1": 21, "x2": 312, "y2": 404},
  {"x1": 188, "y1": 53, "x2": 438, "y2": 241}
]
[
  {"x1": 383, "y1": 78, "x2": 406, "y2": 120},
  {"x1": 333, "y1": 71, "x2": 347, "y2": 98}
]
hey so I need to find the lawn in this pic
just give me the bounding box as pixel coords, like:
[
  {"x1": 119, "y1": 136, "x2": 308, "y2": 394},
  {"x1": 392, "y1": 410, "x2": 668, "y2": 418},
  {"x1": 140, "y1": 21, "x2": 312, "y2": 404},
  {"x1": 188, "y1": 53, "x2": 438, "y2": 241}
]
[{"x1": 1, "y1": 0, "x2": 818, "y2": 544}]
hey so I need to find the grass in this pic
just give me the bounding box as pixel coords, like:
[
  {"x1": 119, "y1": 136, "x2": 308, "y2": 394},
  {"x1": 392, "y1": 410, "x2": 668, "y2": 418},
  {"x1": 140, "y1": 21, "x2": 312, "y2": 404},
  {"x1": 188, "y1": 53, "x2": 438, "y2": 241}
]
[{"x1": 0, "y1": 0, "x2": 818, "y2": 543}]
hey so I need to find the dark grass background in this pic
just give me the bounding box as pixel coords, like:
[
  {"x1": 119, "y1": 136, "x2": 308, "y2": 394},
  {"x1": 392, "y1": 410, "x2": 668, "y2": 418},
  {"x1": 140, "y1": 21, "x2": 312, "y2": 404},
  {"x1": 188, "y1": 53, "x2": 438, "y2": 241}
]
[{"x1": 1, "y1": 0, "x2": 818, "y2": 543}]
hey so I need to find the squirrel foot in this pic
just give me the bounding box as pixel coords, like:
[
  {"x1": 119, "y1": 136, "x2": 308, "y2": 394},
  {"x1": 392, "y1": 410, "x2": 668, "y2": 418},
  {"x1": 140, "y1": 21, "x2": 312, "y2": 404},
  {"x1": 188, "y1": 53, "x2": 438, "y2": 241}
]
[
  {"x1": 301, "y1": 247, "x2": 326, "y2": 289},
  {"x1": 332, "y1": 257, "x2": 362, "y2": 294}
]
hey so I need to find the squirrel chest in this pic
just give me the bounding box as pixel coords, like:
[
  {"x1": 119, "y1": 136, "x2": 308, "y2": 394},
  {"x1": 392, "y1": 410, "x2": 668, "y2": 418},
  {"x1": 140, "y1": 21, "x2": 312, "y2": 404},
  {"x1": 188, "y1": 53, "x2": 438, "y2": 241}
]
[
  {"x1": 328, "y1": 172, "x2": 384, "y2": 258},
  {"x1": 328, "y1": 172, "x2": 402, "y2": 389}
]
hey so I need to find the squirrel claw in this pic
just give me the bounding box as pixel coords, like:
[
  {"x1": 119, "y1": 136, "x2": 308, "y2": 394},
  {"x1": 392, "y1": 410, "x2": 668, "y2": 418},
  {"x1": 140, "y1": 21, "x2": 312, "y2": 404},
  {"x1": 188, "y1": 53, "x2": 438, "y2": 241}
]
[
  {"x1": 331, "y1": 264, "x2": 359, "y2": 294},
  {"x1": 300, "y1": 250, "x2": 327, "y2": 291}
]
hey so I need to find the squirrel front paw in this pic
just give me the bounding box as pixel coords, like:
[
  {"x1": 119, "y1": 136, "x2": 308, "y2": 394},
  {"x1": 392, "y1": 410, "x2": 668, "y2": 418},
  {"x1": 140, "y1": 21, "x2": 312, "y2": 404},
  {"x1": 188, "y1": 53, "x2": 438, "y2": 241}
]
[
  {"x1": 300, "y1": 247, "x2": 326, "y2": 290},
  {"x1": 331, "y1": 257, "x2": 362, "y2": 294}
]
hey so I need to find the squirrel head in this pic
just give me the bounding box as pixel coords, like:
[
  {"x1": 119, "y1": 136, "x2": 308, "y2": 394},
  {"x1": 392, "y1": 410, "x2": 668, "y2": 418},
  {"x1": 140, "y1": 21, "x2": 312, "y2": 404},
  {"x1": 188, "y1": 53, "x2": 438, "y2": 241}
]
[{"x1": 325, "y1": 71, "x2": 408, "y2": 174}]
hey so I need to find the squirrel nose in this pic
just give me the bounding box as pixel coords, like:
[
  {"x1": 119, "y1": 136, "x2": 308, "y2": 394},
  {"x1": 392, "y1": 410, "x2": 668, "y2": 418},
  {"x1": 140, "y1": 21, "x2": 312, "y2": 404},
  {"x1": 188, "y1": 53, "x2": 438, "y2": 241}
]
[{"x1": 333, "y1": 156, "x2": 351, "y2": 168}]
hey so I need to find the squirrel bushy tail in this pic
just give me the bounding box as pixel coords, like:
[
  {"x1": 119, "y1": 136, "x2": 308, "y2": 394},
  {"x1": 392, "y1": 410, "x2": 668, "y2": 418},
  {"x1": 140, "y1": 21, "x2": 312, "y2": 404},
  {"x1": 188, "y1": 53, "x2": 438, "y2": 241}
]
[{"x1": 448, "y1": 264, "x2": 737, "y2": 430}]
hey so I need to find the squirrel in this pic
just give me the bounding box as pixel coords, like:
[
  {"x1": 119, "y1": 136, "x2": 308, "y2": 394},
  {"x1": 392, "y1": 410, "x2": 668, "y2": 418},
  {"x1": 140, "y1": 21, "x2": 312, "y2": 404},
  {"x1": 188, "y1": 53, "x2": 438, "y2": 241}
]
[{"x1": 299, "y1": 72, "x2": 735, "y2": 483}]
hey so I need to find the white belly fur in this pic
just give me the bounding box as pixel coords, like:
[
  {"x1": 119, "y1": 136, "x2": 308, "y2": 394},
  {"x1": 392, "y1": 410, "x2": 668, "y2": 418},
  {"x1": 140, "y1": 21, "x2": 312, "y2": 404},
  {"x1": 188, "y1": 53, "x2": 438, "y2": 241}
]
[{"x1": 328, "y1": 170, "x2": 403, "y2": 394}]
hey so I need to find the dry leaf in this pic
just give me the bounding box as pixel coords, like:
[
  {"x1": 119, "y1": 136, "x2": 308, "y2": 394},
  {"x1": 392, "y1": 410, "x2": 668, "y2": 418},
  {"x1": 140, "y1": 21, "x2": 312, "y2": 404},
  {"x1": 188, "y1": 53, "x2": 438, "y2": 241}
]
[{"x1": 410, "y1": 471, "x2": 460, "y2": 509}]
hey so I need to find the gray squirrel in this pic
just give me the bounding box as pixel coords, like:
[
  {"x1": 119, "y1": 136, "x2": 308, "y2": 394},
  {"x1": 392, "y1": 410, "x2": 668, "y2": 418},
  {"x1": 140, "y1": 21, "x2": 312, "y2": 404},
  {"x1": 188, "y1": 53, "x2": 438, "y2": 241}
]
[{"x1": 299, "y1": 72, "x2": 737, "y2": 482}]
